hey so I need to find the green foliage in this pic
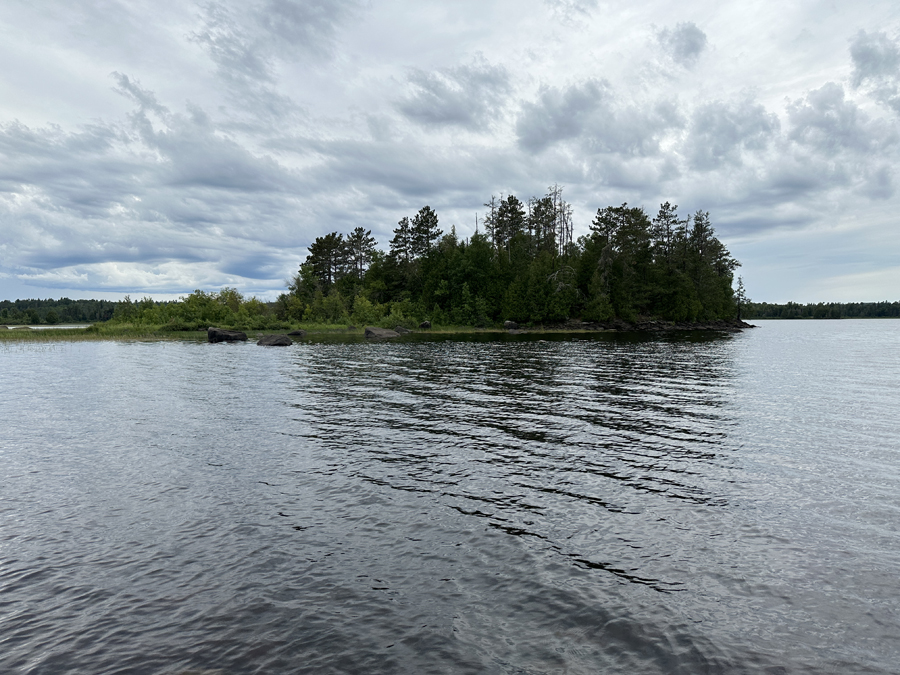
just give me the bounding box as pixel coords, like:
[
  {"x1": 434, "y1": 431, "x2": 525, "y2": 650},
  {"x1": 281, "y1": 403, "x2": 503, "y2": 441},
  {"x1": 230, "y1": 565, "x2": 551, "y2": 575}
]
[
  {"x1": 101, "y1": 288, "x2": 286, "y2": 331},
  {"x1": 52, "y1": 195, "x2": 746, "y2": 334},
  {"x1": 275, "y1": 196, "x2": 745, "y2": 327}
]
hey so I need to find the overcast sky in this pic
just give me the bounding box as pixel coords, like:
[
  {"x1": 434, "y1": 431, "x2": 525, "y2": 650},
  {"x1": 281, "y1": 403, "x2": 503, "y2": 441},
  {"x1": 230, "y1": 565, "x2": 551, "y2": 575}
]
[{"x1": 2, "y1": 0, "x2": 899, "y2": 303}]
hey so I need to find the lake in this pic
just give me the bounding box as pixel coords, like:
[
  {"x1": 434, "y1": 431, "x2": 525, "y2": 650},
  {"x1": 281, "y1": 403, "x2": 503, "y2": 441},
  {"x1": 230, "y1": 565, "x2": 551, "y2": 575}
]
[{"x1": 1, "y1": 320, "x2": 898, "y2": 674}]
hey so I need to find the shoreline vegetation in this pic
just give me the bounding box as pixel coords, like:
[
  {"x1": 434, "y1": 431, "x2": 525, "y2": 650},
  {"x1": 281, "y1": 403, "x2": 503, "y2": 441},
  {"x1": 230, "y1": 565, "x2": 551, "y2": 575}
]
[
  {"x1": 0, "y1": 319, "x2": 756, "y2": 343},
  {"x1": 2, "y1": 194, "x2": 897, "y2": 341}
]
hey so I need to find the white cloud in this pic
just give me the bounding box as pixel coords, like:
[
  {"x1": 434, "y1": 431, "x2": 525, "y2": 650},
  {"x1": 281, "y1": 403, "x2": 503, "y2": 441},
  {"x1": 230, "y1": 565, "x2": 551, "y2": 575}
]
[
  {"x1": 850, "y1": 30, "x2": 900, "y2": 114},
  {"x1": 657, "y1": 22, "x2": 708, "y2": 67}
]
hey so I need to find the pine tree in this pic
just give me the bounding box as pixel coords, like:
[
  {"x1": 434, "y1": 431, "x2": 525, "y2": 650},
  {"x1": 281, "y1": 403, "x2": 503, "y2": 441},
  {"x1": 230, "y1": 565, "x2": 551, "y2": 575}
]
[
  {"x1": 411, "y1": 206, "x2": 442, "y2": 259},
  {"x1": 346, "y1": 227, "x2": 377, "y2": 279},
  {"x1": 390, "y1": 217, "x2": 413, "y2": 264},
  {"x1": 495, "y1": 194, "x2": 525, "y2": 261},
  {"x1": 305, "y1": 232, "x2": 348, "y2": 288}
]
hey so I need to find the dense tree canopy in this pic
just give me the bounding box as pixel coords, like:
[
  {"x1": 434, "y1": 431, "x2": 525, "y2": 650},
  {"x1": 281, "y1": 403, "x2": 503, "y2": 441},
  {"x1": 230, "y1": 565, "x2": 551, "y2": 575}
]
[{"x1": 279, "y1": 188, "x2": 744, "y2": 326}]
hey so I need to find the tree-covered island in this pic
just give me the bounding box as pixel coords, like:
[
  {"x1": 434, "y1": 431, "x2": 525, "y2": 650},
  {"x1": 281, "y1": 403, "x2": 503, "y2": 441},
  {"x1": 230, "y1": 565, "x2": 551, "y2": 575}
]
[
  {"x1": 2, "y1": 189, "x2": 754, "y2": 336},
  {"x1": 278, "y1": 189, "x2": 743, "y2": 329},
  {"x1": 21, "y1": 187, "x2": 898, "y2": 336}
]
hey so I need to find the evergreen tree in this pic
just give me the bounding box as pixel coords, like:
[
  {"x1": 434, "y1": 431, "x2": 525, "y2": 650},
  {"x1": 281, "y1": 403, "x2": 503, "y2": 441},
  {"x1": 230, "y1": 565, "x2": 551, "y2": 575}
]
[
  {"x1": 528, "y1": 196, "x2": 556, "y2": 254},
  {"x1": 346, "y1": 227, "x2": 377, "y2": 279},
  {"x1": 411, "y1": 206, "x2": 442, "y2": 259},
  {"x1": 650, "y1": 201, "x2": 681, "y2": 267},
  {"x1": 494, "y1": 195, "x2": 526, "y2": 261},
  {"x1": 305, "y1": 232, "x2": 348, "y2": 289},
  {"x1": 390, "y1": 217, "x2": 413, "y2": 264}
]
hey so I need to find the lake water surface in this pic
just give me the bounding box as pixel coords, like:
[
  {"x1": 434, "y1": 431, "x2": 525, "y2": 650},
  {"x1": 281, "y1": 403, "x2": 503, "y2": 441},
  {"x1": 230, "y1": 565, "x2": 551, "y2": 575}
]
[{"x1": 2, "y1": 321, "x2": 899, "y2": 674}]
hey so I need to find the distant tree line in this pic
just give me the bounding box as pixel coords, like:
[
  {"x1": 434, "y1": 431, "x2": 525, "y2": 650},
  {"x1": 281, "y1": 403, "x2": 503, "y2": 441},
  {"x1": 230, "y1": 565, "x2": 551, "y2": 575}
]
[
  {"x1": 0, "y1": 298, "x2": 118, "y2": 325},
  {"x1": 744, "y1": 301, "x2": 900, "y2": 319},
  {"x1": 277, "y1": 187, "x2": 742, "y2": 326}
]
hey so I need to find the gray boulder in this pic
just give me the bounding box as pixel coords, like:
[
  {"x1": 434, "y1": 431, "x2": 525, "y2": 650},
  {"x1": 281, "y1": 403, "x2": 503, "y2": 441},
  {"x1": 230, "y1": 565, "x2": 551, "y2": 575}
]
[
  {"x1": 365, "y1": 326, "x2": 400, "y2": 338},
  {"x1": 287, "y1": 329, "x2": 306, "y2": 337},
  {"x1": 257, "y1": 334, "x2": 293, "y2": 346},
  {"x1": 418, "y1": 321, "x2": 431, "y2": 329},
  {"x1": 207, "y1": 327, "x2": 248, "y2": 343},
  {"x1": 503, "y1": 320, "x2": 519, "y2": 330},
  {"x1": 394, "y1": 325, "x2": 412, "y2": 334}
]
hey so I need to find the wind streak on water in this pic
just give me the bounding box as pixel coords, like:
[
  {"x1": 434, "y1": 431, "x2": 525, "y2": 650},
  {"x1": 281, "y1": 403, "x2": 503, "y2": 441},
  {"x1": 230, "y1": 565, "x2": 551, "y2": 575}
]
[{"x1": 1, "y1": 324, "x2": 899, "y2": 674}]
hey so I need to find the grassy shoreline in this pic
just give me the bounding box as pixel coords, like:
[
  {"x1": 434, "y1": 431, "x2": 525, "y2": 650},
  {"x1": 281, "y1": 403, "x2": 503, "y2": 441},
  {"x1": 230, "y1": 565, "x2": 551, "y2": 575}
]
[
  {"x1": 0, "y1": 318, "x2": 757, "y2": 342},
  {"x1": 0, "y1": 324, "x2": 548, "y2": 342}
]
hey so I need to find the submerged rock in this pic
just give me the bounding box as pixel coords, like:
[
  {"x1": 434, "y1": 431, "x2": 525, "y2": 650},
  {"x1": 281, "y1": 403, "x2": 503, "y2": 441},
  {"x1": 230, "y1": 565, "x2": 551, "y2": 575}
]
[
  {"x1": 365, "y1": 326, "x2": 400, "y2": 338},
  {"x1": 257, "y1": 334, "x2": 292, "y2": 346},
  {"x1": 207, "y1": 327, "x2": 247, "y2": 343}
]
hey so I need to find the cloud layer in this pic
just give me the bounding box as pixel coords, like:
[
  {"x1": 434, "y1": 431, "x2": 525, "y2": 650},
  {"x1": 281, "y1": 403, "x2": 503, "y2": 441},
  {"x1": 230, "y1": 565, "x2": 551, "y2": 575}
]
[{"x1": 1, "y1": 0, "x2": 899, "y2": 302}]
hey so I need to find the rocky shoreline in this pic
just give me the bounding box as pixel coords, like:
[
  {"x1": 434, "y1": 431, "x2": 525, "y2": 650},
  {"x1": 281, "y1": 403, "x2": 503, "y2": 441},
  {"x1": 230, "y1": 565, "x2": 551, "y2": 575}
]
[
  {"x1": 501, "y1": 318, "x2": 755, "y2": 333},
  {"x1": 204, "y1": 319, "x2": 756, "y2": 345},
  {"x1": 556, "y1": 318, "x2": 756, "y2": 332}
]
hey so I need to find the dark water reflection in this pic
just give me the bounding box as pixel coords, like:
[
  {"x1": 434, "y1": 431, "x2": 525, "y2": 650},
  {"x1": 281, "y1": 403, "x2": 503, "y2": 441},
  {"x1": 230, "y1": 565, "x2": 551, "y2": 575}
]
[{"x1": 2, "y1": 322, "x2": 899, "y2": 673}]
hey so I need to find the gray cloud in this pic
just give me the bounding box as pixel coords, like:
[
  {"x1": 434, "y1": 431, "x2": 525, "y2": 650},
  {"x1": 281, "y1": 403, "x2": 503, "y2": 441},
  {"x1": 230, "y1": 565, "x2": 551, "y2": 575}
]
[
  {"x1": 192, "y1": 4, "x2": 274, "y2": 84},
  {"x1": 862, "y1": 164, "x2": 894, "y2": 200},
  {"x1": 193, "y1": 0, "x2": 358, "y2": 77},
  {"x1": 516, "y1": 80, "x2": 610, "y2": 152},
  {"x1": 259, "y1": 0, "x2": 359, "y2": 58},
  {"x1": 787, "y1": 82, "x2": 895, "y2": 156},
  {"x1": 190, "y1": 0, "x2": 359, "y2": 125},
  {"x1": 658, "y1": 22, "x2": 708, "y2": 67},
  {"x1": 516, "y1": 80, "x2": 682, "y2": 156},
  {"x1": 850, "y1": 30, "x2": 900, "y2": 114},
  {"x1": 398, "y1": 58, "x2": 512, "y2": 129},
  {"x1": 544, "y1": 0, "x2": 599, "y2": 21},
  {"x1": 685, "y1": 97, "x2": 780, "y2": 171},
  {"x1": 0, "y1": 76, "x2": 304, "y2": 285}
]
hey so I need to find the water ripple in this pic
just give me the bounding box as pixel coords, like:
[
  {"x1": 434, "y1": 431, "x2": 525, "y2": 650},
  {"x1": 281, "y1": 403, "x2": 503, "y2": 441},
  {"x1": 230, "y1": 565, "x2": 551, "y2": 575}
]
[{"x1": 1, "y1": 325, "x2": 899, "y2": 673}]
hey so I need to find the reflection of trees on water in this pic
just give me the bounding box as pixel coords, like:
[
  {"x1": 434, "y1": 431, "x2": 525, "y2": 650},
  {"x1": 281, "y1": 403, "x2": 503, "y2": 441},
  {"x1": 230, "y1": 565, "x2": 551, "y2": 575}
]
[{"x1": 285, "y1": 333, "x2": 740, "y2": 591}]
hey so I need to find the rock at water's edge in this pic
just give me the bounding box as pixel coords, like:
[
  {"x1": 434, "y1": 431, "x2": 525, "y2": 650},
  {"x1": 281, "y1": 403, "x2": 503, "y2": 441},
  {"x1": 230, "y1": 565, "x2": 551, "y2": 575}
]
[
  {"x1": 418, "y1": 321, "x2": 431, "y2": 329},
  {"x1": 257, "y1": 334, "x2": 293, "y2": 346},
  {"x1": 394, "y1": 325, "x2": 412, "y2": 334},
  {"x1": 365, "y1": 326, "x2": 400, "y2": 338},
  {"x1": 503, "y1": 320, "x2": 519, "y2": 330},
  {"x1": 208, "y1": 327, "x2": 248, "y2": 343},
  {"x1": 287, "y1": 329, "x2": 306, "y2": 337}
]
